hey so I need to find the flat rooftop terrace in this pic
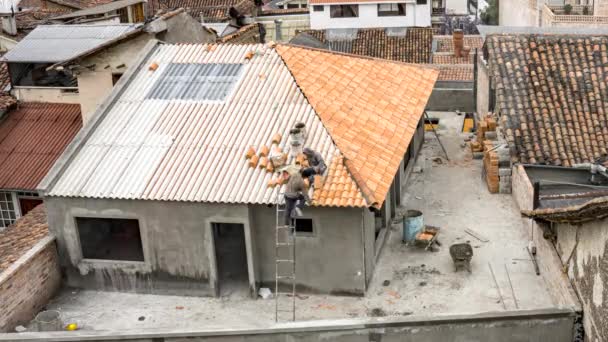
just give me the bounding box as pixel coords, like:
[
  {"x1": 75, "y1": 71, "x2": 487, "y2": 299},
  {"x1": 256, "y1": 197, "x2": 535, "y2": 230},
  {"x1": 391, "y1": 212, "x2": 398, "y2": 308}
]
[{"x1": 41, "y1": 112, "x2": 560, "y2": 331}]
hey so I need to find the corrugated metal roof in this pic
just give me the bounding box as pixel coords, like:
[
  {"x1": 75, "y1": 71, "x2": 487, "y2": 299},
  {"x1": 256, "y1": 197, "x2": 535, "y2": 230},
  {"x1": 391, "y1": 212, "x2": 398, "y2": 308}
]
[
  {"x1": 53, "y1": 0, "x2": 146, "y2": 19},
  {"x1": 0, "y1": 103, "x2": 82, "y2": 190},
  {"x1": 3, "y1": 24, "x2": 141, "y2": 63},
  {"x1": 47, "y1": 44, "x2": 354, "y2": 206}
]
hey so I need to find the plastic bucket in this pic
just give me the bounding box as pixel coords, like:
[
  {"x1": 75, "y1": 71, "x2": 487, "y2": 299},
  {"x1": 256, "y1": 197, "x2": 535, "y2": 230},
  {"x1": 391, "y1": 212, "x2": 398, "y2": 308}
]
[
  {"x1": 403, "y1": 210, "x2": 423, "y2": 242},
  {"x1": 34, "y1": 310, "x2": 62, "y2": 332}
]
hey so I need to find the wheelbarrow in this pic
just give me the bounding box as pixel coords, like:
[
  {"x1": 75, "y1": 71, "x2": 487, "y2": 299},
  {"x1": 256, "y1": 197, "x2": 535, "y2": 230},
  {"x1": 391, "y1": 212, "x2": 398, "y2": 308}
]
[{"x1": 449, "y1": 243, "x2": 473, "y2": 273}]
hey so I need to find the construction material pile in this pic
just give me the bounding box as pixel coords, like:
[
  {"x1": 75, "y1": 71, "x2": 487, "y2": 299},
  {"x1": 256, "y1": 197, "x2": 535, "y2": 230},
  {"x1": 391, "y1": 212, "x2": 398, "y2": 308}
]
[{"x1": 469, "y1": 114, "x2": 512, "y2": 194}]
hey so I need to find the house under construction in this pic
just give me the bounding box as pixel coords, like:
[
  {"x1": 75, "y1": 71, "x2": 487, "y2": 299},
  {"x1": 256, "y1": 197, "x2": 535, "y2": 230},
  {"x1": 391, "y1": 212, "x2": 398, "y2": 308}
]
[{"x1": 39, "y1": 41, "x2": 438, "y2": 299}]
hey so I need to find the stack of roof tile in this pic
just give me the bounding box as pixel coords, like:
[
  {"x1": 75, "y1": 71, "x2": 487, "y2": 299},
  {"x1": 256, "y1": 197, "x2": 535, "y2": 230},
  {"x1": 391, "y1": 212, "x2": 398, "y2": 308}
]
[
  {"x1": 486, "y1": 34, "x2": 608, "y2": 166},
  {"x1": 0, "y1": 204, "x2": 48, "y2": 272},
  {"x1": 292, "y1": 27, "x2": 434, "y2": 64}
]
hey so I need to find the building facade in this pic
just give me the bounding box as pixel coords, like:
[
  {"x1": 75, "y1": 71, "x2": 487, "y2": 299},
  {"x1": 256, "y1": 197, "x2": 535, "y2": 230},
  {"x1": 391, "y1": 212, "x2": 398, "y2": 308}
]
[{"x1": 309, "y1": 0, "x2": 431, "y2": 29}]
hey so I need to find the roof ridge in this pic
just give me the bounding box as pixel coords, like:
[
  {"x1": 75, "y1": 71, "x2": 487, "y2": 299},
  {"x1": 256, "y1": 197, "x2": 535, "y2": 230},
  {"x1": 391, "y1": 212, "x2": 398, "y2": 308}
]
[{"x1": 276, "y1": 41, "x2": 437, "y2": 70}]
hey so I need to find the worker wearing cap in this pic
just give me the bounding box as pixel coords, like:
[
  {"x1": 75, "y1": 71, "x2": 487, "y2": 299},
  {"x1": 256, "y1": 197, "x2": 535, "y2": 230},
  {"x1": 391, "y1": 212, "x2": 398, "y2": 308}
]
[
  {"x1": 302, "y1": 148, "x2": 327, "y2": 185},
  {"x1": 282, "y1": 168, "x2": 311, "y2": 226}
]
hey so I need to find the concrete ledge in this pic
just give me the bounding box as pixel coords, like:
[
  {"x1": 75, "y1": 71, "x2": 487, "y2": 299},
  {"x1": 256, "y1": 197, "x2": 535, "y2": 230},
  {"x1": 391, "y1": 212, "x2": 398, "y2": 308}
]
[{"x1": 1, "y1": 308, "x2": 577, "y2": 341}]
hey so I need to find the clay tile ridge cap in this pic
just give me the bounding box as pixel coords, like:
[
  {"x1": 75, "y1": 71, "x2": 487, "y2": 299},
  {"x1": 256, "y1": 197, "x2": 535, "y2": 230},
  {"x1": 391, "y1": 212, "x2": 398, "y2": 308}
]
[
  {"x1": 275, "y1": 42, "x2": 440, "y2": 74},
  {"x1": 342, "y1": 157, "x2": 377, "y2": 209}
]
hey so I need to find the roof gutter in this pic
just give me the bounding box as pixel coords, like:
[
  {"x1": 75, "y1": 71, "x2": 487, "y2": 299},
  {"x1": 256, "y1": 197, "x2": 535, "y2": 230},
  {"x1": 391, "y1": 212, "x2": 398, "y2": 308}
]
[
  {"x1": 45, "y1": 26, "x2": 145, "y2": 71},
  {"x1": 38, "y1": 39, "x2": 161, "y2": 194}
]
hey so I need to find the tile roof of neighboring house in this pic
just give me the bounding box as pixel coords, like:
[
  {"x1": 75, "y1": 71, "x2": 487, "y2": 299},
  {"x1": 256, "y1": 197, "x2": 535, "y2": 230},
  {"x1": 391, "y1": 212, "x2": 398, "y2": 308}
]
[
  {"x1": 53, "y1": 0, "x2": 146, "y2": 19},
  {"x1": 147, "y1": 0, "x2": 256, "y2": 21},
  {"x1": 3, "y1": 24, "x2": 141, "y2": 63},
  {"x1": 485, "y1": 34, "x2": 608, "y2": 166},
  {"x1": 0, "y1": 204, "x2": 48, "y2": 273},
  {"x1": 522, "y1": 196, "x2": 608, "y2": 224},
  {"x1": 309, "y1": 0, "x2": 397, "y2": 3},
  {"x1": 259, "y1": 7, "x2": 308, "y2": 15},
  {"x1": 218, "y1": 22, "x2": 262, "y2": 43},
  {"x1": 0, "y1": 61, "x2": 10, "y2": 92},
  {"x1": 434, "y1": 35, "x2": 483, "y2": 53},
  {"x1": 0, "y1": 8, "x2": 69, "y2": 41},
  {"x1": 44, "y1": 43, "x2": 437, "y2": 208},
  {"x1": 0, "y1": 103, "x2": 81, "y2": 190},
  {"x1": 435, "y1": 64, "x2": 473, "y2": 81},
  {"x1": 431, "y1": 53, "x2": 473, "y2": 64},
  {"x1": 277, "y1": 44, "x2": 437, "y2": 205},
  {"x1": 290, "y1": 27, "x2": 433, "y2": 64},
  {"x1": 0, "y1": 94, "x2": 17, "y2": 113}
]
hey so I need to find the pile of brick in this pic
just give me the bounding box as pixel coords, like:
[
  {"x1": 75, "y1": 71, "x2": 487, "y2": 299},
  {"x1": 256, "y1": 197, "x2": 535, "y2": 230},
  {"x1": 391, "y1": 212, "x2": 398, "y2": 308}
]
[{"x1": 470, "y1": 115, "x2": 512, "y2": 194}]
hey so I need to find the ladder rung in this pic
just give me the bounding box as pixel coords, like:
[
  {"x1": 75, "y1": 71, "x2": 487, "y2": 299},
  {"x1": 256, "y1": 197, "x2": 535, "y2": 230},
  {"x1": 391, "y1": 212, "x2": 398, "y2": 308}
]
[
  {"x1": 277, "y1": 275, "x2": 295, "y2": 279},
  {"x1": 276, "y1": 259, "x2": 294, "y2": 263},
  {"x1": 276, "y1": 225, "x2": 291, "y2": 229},
  {"x1": 276, "y1": 292, "x2": 295, "y2": 296},
  {"x1": 276, "y1": 243, "x2": 293, "y2": 246},
  {"x1": 276, "y1": 309, "x2": 295, "y2": 313}
]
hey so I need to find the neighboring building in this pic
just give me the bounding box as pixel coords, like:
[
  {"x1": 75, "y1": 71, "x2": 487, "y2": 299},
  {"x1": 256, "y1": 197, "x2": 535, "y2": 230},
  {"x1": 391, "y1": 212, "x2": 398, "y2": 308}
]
[
  {"x1": 217, "y1": 22, "x2": 265, "y2": 42},
  {"x1": 147, "y1": 0, "x2": 259, "y2": 23},
  {"x1": 3, "y1": 12, "x2": 216, "y2": 123},
  {"x1": 39, "y1": 42, "x2": 437, "y2": 297},
  {"x1": 430, "y1": 0, "x2": 478, "y2": 32},
  {"x1": 51, "y1": 0, "x2": 148, "y2": 23},
  {"x1": 478, "y1": 33, "x2": 608, "y2": 166},
  {"x1": 290, "y1": 27, "x2": 434, "y2": 63},
  {"x1": 0, "y1": 102, "x2": 82, "y2": 229},
  {"x1": 266, "y1": 0, "x2": 308, "y2": 10},
  {"x1": 500, "y1": 0, "x2": 608, "y2": 27},
  {"x1": 256, "y1": 8, "x2": 309, "y2": 41},
  {"x1": 308, "y1": 0, "x2": 431, "y2": 30}
]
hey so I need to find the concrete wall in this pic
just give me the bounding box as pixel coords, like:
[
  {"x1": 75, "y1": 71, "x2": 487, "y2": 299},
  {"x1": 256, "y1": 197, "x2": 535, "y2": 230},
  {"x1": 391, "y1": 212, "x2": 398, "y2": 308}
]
[
  {"x1": 6, "y1": 309, "x2": 578, "y2": 342},
  {"x1": 0, "y1": 35, "x2": 17, "y2": 52},
  {"x1": 555, "y1": 219, "x2": 608, "y2": 341},
  {"x1": 476, "y1": 52, "x2": 490, "y2": 115},
  {"x1": 45, "y1": 196, "x2": 373, "y2": 296},
  {"x1": 427, "y1": 81, "x2": 475, "y2": 112},
  {"x1": 12, "y1": 87, "x2": 80, "y2": 104},
  {"x1": 152, "y1": 12, "x2": 216, "y2": 43},
  {"x1": 257, "y1": 14, "x2": 310, "y2": 42},
  {"x1": 76, "y1": 34, "x2": 152, "y2": 124},
  {"x1": 309, "y1": 2, "x2": 430, "y2": 29},
  {"x1": 446, "y1": 0, "x2": 469, "y2": 15},
  {"x1": 0, "y1": 237, "x2": 61, "y2": 333},
  {"x1": 511, "y1": 165, "x2": 582, "y2": 311},
  {"x1": 499, "y1": 0, "x2": 540, "y2": 26}
]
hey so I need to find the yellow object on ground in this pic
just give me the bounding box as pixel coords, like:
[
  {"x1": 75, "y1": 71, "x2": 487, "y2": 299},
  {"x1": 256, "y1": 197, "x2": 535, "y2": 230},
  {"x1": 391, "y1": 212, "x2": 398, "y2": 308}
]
[{"x1": 66, "y1": 323, "x2": 78, "y2": 331}]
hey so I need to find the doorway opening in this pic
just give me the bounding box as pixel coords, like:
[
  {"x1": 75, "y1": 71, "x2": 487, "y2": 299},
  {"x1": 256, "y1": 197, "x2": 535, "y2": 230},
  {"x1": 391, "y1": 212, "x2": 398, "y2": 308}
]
[{"x1": 212, "y1": 222, "x2": 249, "y2": 297}]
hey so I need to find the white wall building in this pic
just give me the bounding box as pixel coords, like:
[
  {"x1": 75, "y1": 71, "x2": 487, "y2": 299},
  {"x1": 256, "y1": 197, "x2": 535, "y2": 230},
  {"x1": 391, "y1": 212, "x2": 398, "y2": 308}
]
[{"x1": 309, "y1": 0, "x2": 431, "y2": 29}]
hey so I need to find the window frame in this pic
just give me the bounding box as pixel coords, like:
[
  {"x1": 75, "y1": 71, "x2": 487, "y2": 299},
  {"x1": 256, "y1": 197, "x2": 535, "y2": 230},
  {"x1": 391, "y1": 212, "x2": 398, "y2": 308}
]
[
  {"x1": 377, "y1": 3, "x2": 406, "y2": 16},
  {"x1": 75, "y1": 216, "x2": 146, "y2": 263},
  {"x1": 313, "y1": 4, "x2": 324, "y2": 11},
  {"x1": 0, "y1": 191, "x2": 19, "y2": 230},
  {"x1": 294, "y1": 217, "x2": 315, "y2": 236},
  {"x1": 330, "y1": 4, "x2": 359, "y2": 18}
]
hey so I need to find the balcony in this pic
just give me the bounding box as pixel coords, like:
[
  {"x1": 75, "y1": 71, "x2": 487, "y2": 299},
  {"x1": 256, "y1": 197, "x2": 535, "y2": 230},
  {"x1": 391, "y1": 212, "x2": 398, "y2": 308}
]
[
  {"x1": 542, "y1": 4, "x2": 608, "y2": 27},
  {"x1": 432, "y1": 7, "x2": 446, "y2": 15}
]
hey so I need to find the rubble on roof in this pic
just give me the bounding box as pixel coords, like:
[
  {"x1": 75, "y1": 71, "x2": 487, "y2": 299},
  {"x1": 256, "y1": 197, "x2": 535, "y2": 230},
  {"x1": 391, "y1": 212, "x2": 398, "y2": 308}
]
[
  {"x1": 290, "y1": 27, "x2": 434, "y2": 64},
  {"x1": 147, "y1": 0, "x2": 257, "y2": 22},
  {"x1": 0, "y1": 204, "x2": 48, "y2": 272},
  {"x1": 522, "y1": 196, "x2": 608, "y2": 224},
  {"x1": 218, "y1": 22, "x2": 263, "y2": 43},
  {"x1": 486, "y1": 34, "x2": 608, "y2": 166}
]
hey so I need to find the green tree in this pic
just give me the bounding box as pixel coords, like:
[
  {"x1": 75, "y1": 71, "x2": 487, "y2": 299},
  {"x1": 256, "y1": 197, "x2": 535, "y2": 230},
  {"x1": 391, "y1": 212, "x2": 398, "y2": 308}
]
[{"x1": 480, "y1": 0, "x2": 498, "y2": 25}]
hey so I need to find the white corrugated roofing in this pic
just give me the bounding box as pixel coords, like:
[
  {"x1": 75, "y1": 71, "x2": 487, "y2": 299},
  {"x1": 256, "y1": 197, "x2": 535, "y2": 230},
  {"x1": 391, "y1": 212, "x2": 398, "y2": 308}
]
[
  {"x1": 47, "y1": 43, "x2": 341, "y2": 205},
  {"x1": 3, "y1": 24, "x2": 141, "y2": 63}
]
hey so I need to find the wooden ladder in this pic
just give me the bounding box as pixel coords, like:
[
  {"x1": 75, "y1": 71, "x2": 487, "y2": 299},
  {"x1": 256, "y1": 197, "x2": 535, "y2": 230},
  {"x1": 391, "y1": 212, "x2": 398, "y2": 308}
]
[{"x1": 274, "y1": 192, "x2": 296, "y2": 322}]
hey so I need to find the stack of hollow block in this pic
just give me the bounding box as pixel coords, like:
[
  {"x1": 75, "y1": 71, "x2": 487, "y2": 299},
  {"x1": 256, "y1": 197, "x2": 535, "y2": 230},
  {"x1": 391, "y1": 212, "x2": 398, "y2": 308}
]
[
  {"x1": 470, "y1": 115, "x2": 497, "y2": 153},
  {"x1": 483, "y1": 140, "x2": 499, "y2": 193}
]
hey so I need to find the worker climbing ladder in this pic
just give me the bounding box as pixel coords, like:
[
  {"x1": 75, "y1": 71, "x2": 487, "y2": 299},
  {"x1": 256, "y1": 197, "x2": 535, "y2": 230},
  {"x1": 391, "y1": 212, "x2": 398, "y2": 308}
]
[{"x1": 274, "y1": 192, "x2": 296, "y2": 322}]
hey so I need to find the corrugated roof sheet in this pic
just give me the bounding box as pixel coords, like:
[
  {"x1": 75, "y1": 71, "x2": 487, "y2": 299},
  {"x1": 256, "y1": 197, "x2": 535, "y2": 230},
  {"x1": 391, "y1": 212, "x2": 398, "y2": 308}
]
[
  {"x1": 3, "y1": 24, "x2": 140, "y2": 63},
  {"x1": 46, "y1": 43, "x2": 436, "y2": 208},
  {"x1": 53, "y1": 0, "x2": 146, "y2": 19},
  {"x1": 0, "y1": 103, "x2": 82, "y2": 190}
]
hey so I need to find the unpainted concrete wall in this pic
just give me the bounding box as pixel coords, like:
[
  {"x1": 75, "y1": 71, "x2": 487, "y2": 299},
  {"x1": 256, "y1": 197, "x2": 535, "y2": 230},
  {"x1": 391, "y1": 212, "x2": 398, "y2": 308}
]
[
  {"x1": 256, "y1": 15, "x2": 310, "y2": 42},
  {"x1": 555, "y1": 220, "x2": 608, "y2": 342},
  {"x1": 499, "y1": 0, "x2": 539, "y2": 26},
  {"x1": 45, "y1": 196, "x2": 373, "y2": 296},
  {"x1": 154, "y1": 12, "x2": 217, "y2": 43},
  {"x1": 12, "y1": 87, "x2": 80, "y2": 104},
  {"x1": 427, "y1": 81, "x2": 475, "y2": 112},
  {"x1": 476, "y1": 53, "x2": 490, "y2": 115},
  {"x1": 0, "y1": 237, "x2": 61, "y2": 333},
  {"x1": 6, "y1": 310, "x2": 577, "y2": 342},
  {"x1": 511, "y1": 165, "x2": 581, "y2": 311}
]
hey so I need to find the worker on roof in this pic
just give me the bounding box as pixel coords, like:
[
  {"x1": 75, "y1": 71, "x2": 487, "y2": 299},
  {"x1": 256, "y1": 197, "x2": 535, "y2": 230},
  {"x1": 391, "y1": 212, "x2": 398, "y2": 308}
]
[
  {"x1": 282, "y1": 167, "x2": 312, "y2": 226},
  {"x1": 302, "y1": 148, "x2": 327, "y2": 185}
]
